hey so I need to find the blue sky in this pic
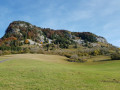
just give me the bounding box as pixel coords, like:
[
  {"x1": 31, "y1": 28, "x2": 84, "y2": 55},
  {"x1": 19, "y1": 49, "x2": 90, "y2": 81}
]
[{"x1": 0, "y1": 0, "x2": 120, "y2": 46}]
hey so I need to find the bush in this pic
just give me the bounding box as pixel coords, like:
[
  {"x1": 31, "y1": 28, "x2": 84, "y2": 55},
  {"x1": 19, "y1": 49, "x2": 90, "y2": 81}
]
[
  {"x1": 0, "y1": 50, "x2": 3, "y2": 56},
  {"x1": 90, "y1": 50, "x2": 100, "y2": 56},
  {"x1": 52, "y1": 49, "x2": 64, "y2": 56},
  {"x1": 68, "y1": 54, "x2": 87, "y2": 62},
  {"x1": 70, "y1": 54, "x2": 79, "y2": 60},
  {"x1": 3, "y1": 50, "x2": 11, "y2": 55},
  {"x1": 111, "y1": 53, "x2": 120, "y2": 60},
  {"x1": 23, "y1": 48, "x2": 30, "y2": 53},
  {"x1": 79, "y1": 56, "x2": 88, "y2": 62},
  {"x1": 63, "y1": 53, "x2": 72, "y2": 58},
  {"x1": 37, "y1": 48, "x2": 45, "y2": 54},
  {"x1": 99, "y1": 48, "x2": 109, "y2": 55},
  {"x1": 30, "y1": 48, "x2": 45, "y2": 54}
]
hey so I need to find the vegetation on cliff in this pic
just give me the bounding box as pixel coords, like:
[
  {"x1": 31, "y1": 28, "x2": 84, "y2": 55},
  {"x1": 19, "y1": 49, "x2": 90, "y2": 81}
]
[{"x1": 0, "y1": 21, "x2": 119, "y2": 62}]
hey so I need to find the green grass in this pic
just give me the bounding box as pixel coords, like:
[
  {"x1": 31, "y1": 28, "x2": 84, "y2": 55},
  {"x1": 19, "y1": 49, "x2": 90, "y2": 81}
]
[{"x1": 0, "y1": 54, "x2": 120, "y2": 90}]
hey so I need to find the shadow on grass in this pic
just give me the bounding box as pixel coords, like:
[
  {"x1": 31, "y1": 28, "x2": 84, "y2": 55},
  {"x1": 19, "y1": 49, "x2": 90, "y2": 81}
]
[
  {"x1": 93, "y1": 59, "x2": 112, "y2": 62},
  {"x1": 102, "y1": 79, "x2": 120, "y2": 83}
]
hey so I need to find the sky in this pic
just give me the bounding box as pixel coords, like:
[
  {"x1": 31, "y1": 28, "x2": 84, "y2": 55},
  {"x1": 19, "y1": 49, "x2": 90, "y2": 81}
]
[{"x1": 0, "y1": 0, "x2": 120, "y2": 46}]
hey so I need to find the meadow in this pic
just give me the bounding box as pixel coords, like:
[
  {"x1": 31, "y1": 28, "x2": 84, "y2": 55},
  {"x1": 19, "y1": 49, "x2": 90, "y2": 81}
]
[{"x1": 0, "y1": 54, "x2": 120, "y2": 90}]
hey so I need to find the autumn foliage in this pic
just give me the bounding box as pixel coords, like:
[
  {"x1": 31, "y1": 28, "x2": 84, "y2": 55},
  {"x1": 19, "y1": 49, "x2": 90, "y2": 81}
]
[{"x1": 24, "y1": 39, "x2": 29, "y2": 44}]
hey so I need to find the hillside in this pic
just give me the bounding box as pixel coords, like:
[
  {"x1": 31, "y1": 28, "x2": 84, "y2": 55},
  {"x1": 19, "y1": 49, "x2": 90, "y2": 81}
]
[
  {"x1": 0, "y1": 21, "x2": 119, "y2": 62},
  {"x1": 2, "y1": 21, "x2": 108, "y2": 46}
]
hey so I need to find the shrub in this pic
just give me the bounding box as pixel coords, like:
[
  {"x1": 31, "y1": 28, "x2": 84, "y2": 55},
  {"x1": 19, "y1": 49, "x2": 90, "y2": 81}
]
[
  {"x1": 79, "y1": 56, "x2": 88, "y2": 62},
  {"x1": 70, "y1": 54, "x2": 79, "y2": 60},
  {"x1": 0, "y1": 50, "x2": 3, "y2": 56},
  {"x1": 99, "y1": 48, "x2": 109, "y2": 55},
  {"x1": 37, "y1": 48, "x2": 45, "y2": 54},
  {"x1": 23, "y1": 48, "x2": 30, "y2": 53},
  {"x1": 52, "y1": 49, "x2": 64, "y2": 56},
  {"x1": 30, "y1": 48, "x2": 45, "y2": 54},
  {"x1": 3, "y1": 50, "x2": 11, "y2": 55},
  {"x1": 111, "y1": 53, "x2": 120, "y2": 60},
  {"x1": 68, "y1": 54, "x2": 87, "y2": 62},
  {"x1": 63, "y1": 53, "x2": 72, "y2": 58},
  {"x1": 46, "y1": 44, "x2": 50, "y2": 51},
  {"x1": 68, "y1": 54, "x2": 79, "y2": 62},
  {"x1": 30, "y1": 48, "x2": 39, "y2": 54},
  {"x1": 24, "y1": 39, "x2": 29, "y2": 44}
]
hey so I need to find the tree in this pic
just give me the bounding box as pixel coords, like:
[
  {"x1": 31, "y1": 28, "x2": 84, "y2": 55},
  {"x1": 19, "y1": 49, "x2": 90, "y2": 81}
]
[
  {"x1": 74, "y1": 42, "x2": 78, "y2": 48},
  {"x1": 92, "y1": 50, "x2": 100, "y2": 56},
  {"x1": 54, "y1": 37, "x2": 70, "y2": 49},
  {"x1": 46, "y1": 44, "x2": 50, "y2": 51},
  {"x1": 51, "y1": 43, "x2": 55, "y2": 50}
]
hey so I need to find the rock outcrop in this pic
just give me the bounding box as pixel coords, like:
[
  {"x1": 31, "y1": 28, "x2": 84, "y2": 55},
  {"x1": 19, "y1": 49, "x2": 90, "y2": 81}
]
[
  {"x1": 2, "y1": 20, "x2": 108, "y2": 46},
  {"x1": 96, "y1": 36, "x2": 107, "y2": 43}
]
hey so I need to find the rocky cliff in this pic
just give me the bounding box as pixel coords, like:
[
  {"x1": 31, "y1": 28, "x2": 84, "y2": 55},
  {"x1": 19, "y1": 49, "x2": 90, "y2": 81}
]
[{"x1": 2, "y1": 21, "x2": 108, "y2": 47}]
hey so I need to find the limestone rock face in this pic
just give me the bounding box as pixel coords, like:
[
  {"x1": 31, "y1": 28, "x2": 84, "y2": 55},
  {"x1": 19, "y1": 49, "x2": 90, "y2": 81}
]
[
  {"x1": 73, "y1": 39, "x2": 84, "y2": 44},
  {"x1": 4, "y1": 21, "x2": 45, "y2": 43},
  {"x1": 5, "y1": 21, "x2": 30, "y2": 36},
  {"x1": 96, "y1": 36, "x2": 107, "y2": 43}
]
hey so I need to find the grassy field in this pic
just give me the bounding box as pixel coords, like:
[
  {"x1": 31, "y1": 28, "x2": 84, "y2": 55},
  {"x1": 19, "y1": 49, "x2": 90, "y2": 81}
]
[{"x1": 0, "y1": 54, "x2": 120, "y2": 90}]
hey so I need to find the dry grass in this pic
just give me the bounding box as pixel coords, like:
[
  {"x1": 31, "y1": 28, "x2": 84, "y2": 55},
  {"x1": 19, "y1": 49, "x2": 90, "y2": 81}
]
[{"x1": 1, "y1": 54, "x2": 69, "y2": 64}]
